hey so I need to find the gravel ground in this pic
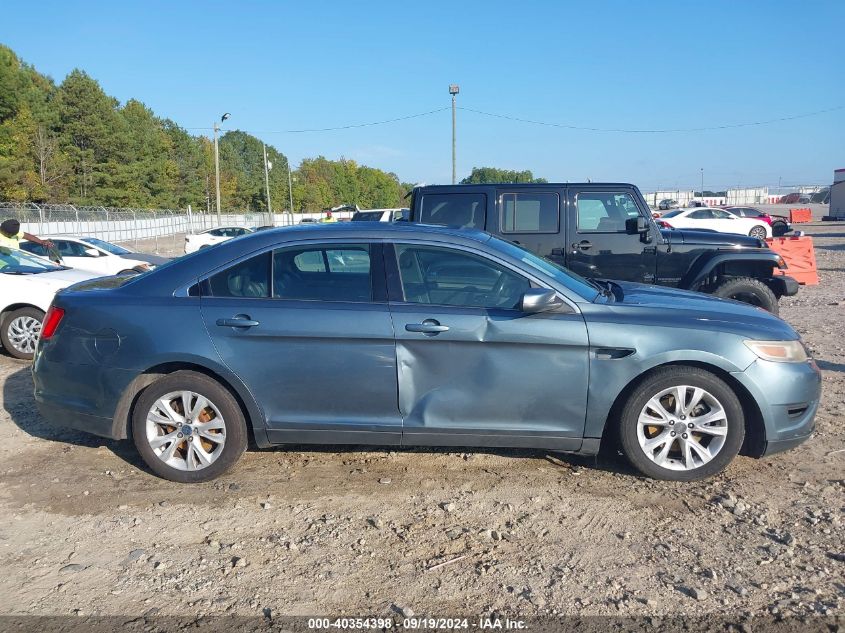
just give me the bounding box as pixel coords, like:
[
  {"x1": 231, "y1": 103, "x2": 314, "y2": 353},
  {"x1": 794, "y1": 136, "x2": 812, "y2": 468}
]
[{"x1": 0, "y1": 222, "x2": 843, "y2": 629}]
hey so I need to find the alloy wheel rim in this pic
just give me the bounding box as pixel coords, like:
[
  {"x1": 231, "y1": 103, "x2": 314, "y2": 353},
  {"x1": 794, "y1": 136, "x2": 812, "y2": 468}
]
[
  {"x1": 8, "y1": 316, "x2": 41, "y2": 355},
  {"x1": 751, "y1": 227, "x2": 767, "y2": 239},
  {"x1": 637, "y1": 385, "x2": 728, "y2": 471},
  {"x1": 145, "y1": 390, "x2": 226, "y2": 471}
]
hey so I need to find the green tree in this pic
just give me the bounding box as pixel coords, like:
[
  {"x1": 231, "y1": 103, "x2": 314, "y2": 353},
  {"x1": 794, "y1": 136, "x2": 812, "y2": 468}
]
[{"x1": 461, "y1": 166, "x2": 547, "y2": 184}]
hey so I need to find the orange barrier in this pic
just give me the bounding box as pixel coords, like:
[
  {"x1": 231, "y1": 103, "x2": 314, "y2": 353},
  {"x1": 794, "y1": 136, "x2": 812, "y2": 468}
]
[
  {"x1": 789, "y1": 207, "x2": 812, "y2": 223},
  {"x1": 766, "y1": 236, "x2": 819, "y2": 285}
]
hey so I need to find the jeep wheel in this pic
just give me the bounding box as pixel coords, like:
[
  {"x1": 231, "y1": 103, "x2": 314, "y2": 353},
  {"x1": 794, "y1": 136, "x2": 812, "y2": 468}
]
[
  {"x1": 711, "y1": 277, "x2": 778, "y2": 314},
  {"x1": 748, "y1": 225, "x2": 768, "y2": 240}
]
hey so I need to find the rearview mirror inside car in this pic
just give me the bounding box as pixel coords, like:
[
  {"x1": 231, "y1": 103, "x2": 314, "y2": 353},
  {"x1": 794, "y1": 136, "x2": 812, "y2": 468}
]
[
  {"x1": 83, "y1": 247, "x2": 100, "y2": 257},
  {"x1": 520, "y1": 288, "x2": 560, "y2": 313}
]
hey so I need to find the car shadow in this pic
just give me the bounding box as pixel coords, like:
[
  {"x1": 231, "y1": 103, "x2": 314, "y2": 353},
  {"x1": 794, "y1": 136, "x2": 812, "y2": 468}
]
[
  {"x1": 817, "y1": 359, "x2": 845, "y2": 373},
  {"x1": 4, "y1": 364, "x2": 634, "y2": 479},
  {"x1": 2, "y1": 365, "x2": 149, "y2": 470}
]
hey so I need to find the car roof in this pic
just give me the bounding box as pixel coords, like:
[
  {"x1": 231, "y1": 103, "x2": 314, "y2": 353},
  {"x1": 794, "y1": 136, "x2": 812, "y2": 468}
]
[{"x1": 247, "y1": 221, "x2": 491, "y2": 243}]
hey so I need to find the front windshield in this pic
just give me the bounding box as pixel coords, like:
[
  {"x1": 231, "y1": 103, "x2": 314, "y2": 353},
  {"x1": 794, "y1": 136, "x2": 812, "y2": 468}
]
[
  {"x1": 489, "y1": 236, "x2": 600, "y2": 301},
  {"x1": 0, "y1": 247, "x2": 63, "y2": 273},
  {"x1": 82, "y1": 237, "x2": 132, "y2": 255}
]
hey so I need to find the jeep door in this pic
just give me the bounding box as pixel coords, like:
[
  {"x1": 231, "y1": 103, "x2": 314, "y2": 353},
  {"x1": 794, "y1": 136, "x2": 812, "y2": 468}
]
[
  {"x1": 494, "y1": 189, "x2": 567, "y2": 265},
  {"x1": 566, "y1": 188, "x2": 657, "y2": 283}
]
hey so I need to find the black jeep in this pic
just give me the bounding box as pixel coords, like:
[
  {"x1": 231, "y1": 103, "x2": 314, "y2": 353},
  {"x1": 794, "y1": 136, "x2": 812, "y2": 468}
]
[{"x1": 408, "y1": 183, "x2": 798, "y2": 313}]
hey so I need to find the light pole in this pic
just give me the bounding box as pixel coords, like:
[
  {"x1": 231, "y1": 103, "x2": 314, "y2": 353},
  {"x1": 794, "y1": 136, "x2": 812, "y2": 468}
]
[
  {"x1": 287, "y1": 159, "x2": 295, "y2": 223},
  {"x1": 700, "y1": 167, "x2": 704, "y2": 198},
  {"x1": 213, "y1": 112, "x2": 230, "y2": 226},
  {"x1": 263, "y1": 143, "x2": 273, "y2": 222},
  {"x1": 449, "y1": 84, "x2": 459, "y2": 184}
]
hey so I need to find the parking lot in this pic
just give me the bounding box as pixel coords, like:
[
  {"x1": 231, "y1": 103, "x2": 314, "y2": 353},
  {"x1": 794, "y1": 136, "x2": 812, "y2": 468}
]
[{"x1": 0, "y1": 223, "x2": 843, "y2": 623}]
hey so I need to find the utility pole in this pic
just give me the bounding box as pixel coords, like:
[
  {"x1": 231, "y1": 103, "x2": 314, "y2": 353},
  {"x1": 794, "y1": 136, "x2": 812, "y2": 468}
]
[
  {"x1": 263, "y1": 143, "x2": 273, "y2": 222},
  {"x1": 213, "y1": 113, "x2": 231, "y2": 226},
  {"x1": 449, "y1": 84, "x2": 460, "y2": 184},
  {"x1": 287, "y1": 159, "x2": 295, "y2": 224},
  {"x1": 700, "y1": 167, "x2": 704, "y2": 197}
]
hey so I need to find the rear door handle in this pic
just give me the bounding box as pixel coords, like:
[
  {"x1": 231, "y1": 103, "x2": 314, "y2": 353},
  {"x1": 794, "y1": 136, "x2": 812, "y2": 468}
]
[
  {"x1": 405, "y1": 319, "x2": 449, "y2": 335},
  {"x1": 216, "y1": 316, "x2": 260, "y2": 328},
  {"x1": 572, "y1": 240, "x2": 592, "y2": 251}
]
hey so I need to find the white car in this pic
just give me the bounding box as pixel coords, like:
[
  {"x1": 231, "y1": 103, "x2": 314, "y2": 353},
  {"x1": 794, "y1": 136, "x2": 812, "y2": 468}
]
[
  {"x1": 658, "y1": 207, "x2": 771, "y2": 239},
  {"x1": 21, "y1": 236, "x2": 166, "y2": 276},
  {"x1": 0, "y1": 248, "x2": 98, "y2": 360},
  {"x1": 350, "y1": 208, "x2": 409, "y2": 222},
  {"x1": 184, "y1": 226, "x2": 253, "y2": 254}
]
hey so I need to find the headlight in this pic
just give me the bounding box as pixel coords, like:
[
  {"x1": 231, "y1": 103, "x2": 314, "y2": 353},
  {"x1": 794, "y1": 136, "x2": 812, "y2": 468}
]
[{"x1": 743, "y1": 339, "x2": 808, "y2": 363}]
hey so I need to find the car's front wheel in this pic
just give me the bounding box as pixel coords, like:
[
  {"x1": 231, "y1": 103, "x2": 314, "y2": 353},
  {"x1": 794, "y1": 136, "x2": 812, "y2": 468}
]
[
  {"x1": 132, "y1": 370, "x2": 248, "y2": 483},
  {"x1": 1, "y1": 307, "x2": 44, "y2": 360},
  {"x1": 619, "y1": 366, "x2": 745, "y2": 481}
]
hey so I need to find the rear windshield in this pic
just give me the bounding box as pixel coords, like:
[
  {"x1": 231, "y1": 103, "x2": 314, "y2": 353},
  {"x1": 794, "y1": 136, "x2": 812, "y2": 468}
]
[{"x1": 661, "y1": 209, "x2": 684, "y2": 218}]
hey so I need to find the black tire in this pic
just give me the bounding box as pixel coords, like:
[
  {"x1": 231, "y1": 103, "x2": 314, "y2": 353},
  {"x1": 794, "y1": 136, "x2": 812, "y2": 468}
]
[
  {"x1": 1, "y1": 307, "x2": 44, "y2": 361},
  {"x1": 619, "y1": 366, "x2": 745, "y2": 481},
  {"x1": 772, "y1": 220, "x2": 789, "y2": 237},
  {"x1": 132, "y1": 370, "x2": 247, "y2": 483},
  {"x1": 711, "y1": 276, "x2": 779, "y2": 314},
  {"x1": 748, "y1": 225, "x2": 768, "y2": 240}
]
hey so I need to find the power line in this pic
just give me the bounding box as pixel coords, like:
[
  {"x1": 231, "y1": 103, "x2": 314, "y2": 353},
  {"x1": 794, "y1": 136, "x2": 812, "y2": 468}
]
[
  {"x1": 185, "y1": 107, "x2": 449, "y2": 134},
  {"x1": 457, "y1": 104, "x2": 845, "y2": 134}
]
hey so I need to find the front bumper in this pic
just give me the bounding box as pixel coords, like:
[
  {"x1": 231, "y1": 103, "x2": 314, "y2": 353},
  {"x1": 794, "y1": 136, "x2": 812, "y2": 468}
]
[
  {"x1": 732, "y1": 357, "x2": 821, "y2": 456},
  {"x1": 767, "y1": 275, "x2": 799, "y2": 297}
]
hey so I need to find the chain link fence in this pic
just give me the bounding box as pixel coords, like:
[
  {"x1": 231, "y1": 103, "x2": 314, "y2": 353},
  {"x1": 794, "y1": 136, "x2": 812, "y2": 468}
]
[{"x1": 0, "y1": 203, "x2": 342, "y2": 253}]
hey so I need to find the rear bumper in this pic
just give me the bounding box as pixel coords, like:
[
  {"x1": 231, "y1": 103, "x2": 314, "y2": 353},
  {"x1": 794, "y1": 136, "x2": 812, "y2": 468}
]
[{"x1": 35, "y1": 400, "x2": 118, "y2": 439}]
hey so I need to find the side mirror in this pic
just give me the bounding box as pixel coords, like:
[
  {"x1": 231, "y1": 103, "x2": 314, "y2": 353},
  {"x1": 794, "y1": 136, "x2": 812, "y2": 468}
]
[
  {"x1": 520, "y1": 288, "x2": 560, "y2": 313},
  {"x1": 83, "y1": 247, "x2": 100, "y2": 257},
  {"x1": 625, "y1": 216, "x2": 649, "y2": 234}
]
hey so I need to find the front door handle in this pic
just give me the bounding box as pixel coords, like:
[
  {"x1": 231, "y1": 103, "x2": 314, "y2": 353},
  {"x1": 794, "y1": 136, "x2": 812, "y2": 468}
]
[
  {"x1": 216, "y1": 316, "x2": 260, "y2": 328},
  {"x1": 572, "y1": 240, "x2": 592, "y2": 251},
  {"x1": 405, "y1": 319, "x2": 449, "y2": 335}
]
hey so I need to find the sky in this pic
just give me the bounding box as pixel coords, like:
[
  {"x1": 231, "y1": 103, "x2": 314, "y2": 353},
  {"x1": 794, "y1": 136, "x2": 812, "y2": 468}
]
[{"x1": 2, "y1": 0, "x2": 844, "y2": 192}]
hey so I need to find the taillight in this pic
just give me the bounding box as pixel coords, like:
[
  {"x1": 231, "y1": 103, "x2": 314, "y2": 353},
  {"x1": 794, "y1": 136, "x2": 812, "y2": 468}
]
[
  {"x1": 657, "y1": 220, "x2": 673, "y2": 228},
  {"x1": 40, "y1": 306, "x2": 65, "y2": 340}
]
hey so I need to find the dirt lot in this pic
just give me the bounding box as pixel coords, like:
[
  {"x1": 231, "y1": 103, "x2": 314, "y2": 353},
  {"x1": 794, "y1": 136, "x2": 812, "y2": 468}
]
[{"x1": 0, "y1": 223, "x2": 843, "y2": 628}]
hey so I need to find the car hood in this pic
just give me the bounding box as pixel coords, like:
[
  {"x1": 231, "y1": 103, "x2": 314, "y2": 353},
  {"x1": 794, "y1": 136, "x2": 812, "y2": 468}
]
[
  {"x1": 661, "y1": 228, "x2": 764, "y2": 248},
  {"x1": 119, "y1": 252, "x2": 171, "y2": 266},
  {"x1": 602, "y1": 280, "x2": 797, "y2": 340}
]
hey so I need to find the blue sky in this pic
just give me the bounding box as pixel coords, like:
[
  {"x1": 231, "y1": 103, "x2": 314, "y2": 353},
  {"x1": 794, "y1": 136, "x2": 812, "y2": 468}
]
[{"x1": 2, "y1": 0, "x2": 843, "y2": 191}]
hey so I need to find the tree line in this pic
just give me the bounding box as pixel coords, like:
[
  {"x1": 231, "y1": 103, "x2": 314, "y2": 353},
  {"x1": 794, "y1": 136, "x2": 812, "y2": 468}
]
[
  {"x1": 0, "y1": 45, "x2": 549, "y2": 213},
  {"x1": 0, "y1": 45, "x2": 415, "y2": 212}
]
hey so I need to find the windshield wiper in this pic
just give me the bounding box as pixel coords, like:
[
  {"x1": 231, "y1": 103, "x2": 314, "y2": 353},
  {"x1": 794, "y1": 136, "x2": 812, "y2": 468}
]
[{"x1": 1, "y1": 270, "x2": 30, "y2": 275}]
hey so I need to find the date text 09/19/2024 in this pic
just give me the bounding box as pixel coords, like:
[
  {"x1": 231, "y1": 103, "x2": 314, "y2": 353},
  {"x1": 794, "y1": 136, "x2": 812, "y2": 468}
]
[{"x1": 307, "y1": 617, "x2": 527, "y2": 630}]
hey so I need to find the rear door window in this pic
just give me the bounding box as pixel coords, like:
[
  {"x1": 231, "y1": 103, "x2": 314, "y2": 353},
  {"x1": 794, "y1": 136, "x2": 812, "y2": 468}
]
[
  {"x1": 419, "y1": 193, "x2": 486, "y2": 229},
  {"x1": 274, "y1": 244, "x2": 373, "y2": 302},
  {"x1": 499, "y1": 192, "x2": 559, "y2": 233},
  {"x1": 208, "y1": 252, "x2": 271, "y2": 298}
]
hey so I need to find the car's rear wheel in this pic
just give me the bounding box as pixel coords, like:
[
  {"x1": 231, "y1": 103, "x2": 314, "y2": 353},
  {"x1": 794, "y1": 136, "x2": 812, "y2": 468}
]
[
  {"x1": 711, "y1": 276, "x2": 779, "y2": 314},
  {"x1": 748, "y1": 225, "x2": 768, "y2": 240},
  {"x1": 619, "y1": 366, "x2": 745, "y2": 481},
  {"x1": 132, "y1": 371, "x2": 247, "y2": 483},
  {"x1": 771, "y1": 220, "x2": 789, "y2": 237},
  {"x1": 1, "y1": 307, "x2": 44, "y2": 360}
]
